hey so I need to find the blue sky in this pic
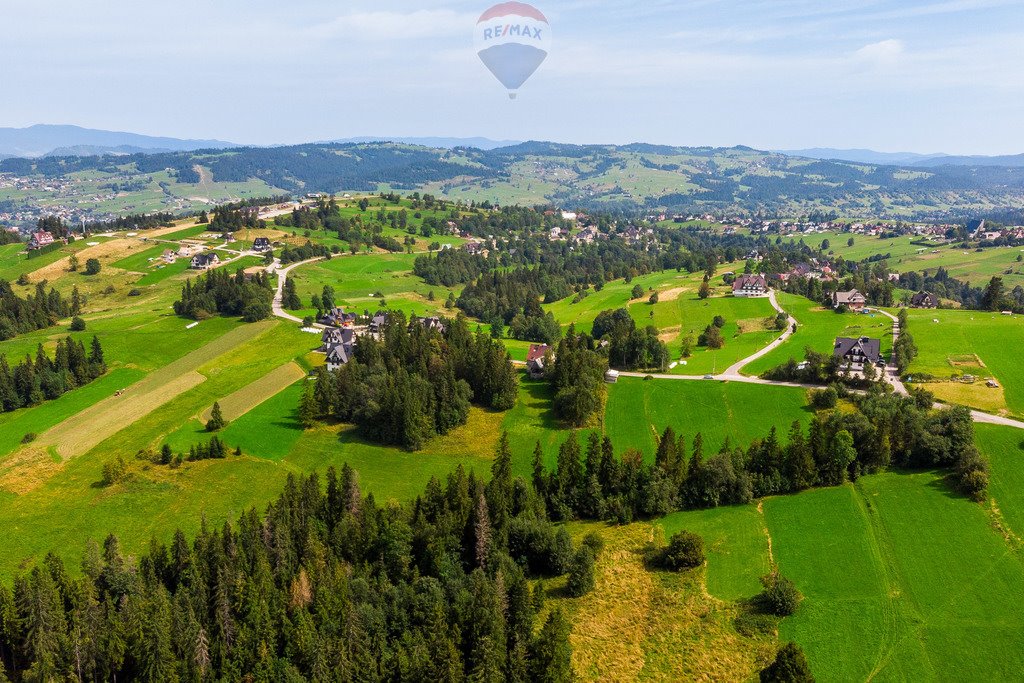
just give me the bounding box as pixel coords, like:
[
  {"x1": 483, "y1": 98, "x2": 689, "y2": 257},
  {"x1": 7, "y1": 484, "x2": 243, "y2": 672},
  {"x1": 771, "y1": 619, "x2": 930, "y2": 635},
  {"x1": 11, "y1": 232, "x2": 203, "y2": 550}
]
[{"x1": 1, "y1": 0, "x2": 1022, "y2": 153}]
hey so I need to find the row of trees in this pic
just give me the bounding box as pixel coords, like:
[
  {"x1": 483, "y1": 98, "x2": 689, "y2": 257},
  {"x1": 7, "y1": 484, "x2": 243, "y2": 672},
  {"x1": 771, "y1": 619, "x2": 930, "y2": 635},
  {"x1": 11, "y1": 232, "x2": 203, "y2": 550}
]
[
  {"x1": 0, "y1": 281, "x2": 77, "y2": 341},
  {"x1": 0, "y1": 446, "x2": 587, "y2": 681},
  {"x1": 304, "y1": 314, "x2": 519, "y2": 449},
  {"x1": 0, "y1": 336, "x2": 106, "y2": 413},
  {"x1": 530, "y1": 388, "x2": 986, "y2": 526},
  {"x1": 173, "y1": 269, "x2": 274, "y2": 322}
]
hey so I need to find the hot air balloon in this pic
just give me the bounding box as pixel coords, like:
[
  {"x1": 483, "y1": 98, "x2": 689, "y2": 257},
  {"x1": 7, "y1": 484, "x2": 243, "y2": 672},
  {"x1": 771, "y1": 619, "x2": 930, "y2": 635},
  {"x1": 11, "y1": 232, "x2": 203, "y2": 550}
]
[{"x1": 474, "y1": 2, "x2": 550, "y2": 99}]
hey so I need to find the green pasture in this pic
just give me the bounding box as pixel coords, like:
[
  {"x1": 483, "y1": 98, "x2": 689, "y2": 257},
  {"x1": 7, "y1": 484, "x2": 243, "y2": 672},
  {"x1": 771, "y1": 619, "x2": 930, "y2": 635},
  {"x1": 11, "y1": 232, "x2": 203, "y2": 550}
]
[
  {"x1": 742, "y1": 293, "x2": 893, "y2": 376},
  {"x1": 903, "y1": 307, "x2": 1024, "y2": 416},
  {"x1": 767, "y1": 472, "x2": 1024, "y2": 681},
  {"x1": 659, "y1": 504, "x2": 770, "y2": 601},
  {"x1": 604, "y1": 378, "x2": 812, "y2": 460}
]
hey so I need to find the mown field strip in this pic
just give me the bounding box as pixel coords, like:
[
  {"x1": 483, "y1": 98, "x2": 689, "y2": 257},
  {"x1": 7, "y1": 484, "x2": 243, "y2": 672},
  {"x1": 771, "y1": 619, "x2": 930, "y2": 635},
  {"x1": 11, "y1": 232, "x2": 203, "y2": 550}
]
[
  {"x1": 199, "y1": 361, "x2": 306, "y2": 422},
  {"x1": 45, "y1": 320, "x2": 277, "y2": 456}
]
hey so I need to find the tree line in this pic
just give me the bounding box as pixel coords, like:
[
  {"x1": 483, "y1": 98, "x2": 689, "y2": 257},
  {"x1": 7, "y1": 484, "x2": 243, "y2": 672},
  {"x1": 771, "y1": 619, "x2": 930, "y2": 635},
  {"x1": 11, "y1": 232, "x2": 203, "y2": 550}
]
[
  {"x1": 0, "y1": 336, "x2": 106, "y2": 414},
  {"x1": 0, "y1": 280, "x2": 78, "y2": 341},
  {"x1": 531, "y1": 388, "x2": 987, "y2": 527},
  {"x1": 304, "y1": 314, "x2": 519, "y2": 450},
  {"x1": 0, "y1": 441, "x2": 588, "y2": 682},
  {"x1": 173, "y1": 269, "x2": 274, "y2": 323}
]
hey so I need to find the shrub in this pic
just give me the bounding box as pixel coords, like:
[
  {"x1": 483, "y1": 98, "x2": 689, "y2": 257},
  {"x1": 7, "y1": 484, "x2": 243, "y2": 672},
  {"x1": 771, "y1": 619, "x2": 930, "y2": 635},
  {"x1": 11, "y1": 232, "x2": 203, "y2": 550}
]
[
  {"x1": 810, "y1": 387, "x2": 838, "y2": 409},
  {"x1": 128, "y1": 288, "x2": 142, "y2": 297},
  {"x1": 566, "y1": 547, "x2": 596, "y2": 597},
  {"x1": 631, "y1": 284, "x2": 644, "y2": 299},
  {"x1": 760, "y1": 642, "x2": 815, "y2": 682},
  {"x1": 16, "y1": 273, "x2": 30, "y2": 286},
  {"x1": 581, "y1": 531, "x2": 605, "y2": 556},
  {"x1": 758, "y1": 571, "x2": 802, "y2": 616},
  {"x1": 21, "y1": 433, "x2": 37, "y2": 444},
  {"x1": 84, "y1": 258, "x2": 102, "y2": 275},
  {"x1": 100, "y1": 456, "x2": 128, "y2": 487},
  {"x1": 69, "y1": 316, "x2": 86, "y2": 331},
  {"x1": 655, "y1": 530, "x2": 705, "y2": 570}
]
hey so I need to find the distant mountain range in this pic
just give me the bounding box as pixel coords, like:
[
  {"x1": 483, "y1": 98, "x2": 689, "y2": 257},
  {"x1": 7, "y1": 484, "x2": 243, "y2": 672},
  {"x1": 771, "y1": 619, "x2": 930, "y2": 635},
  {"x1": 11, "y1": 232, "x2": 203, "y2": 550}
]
[
  {"x1": 780, "y1": 148, "x2": 1024, "y2": 168},
  {"x1": 329, "y1": 136, "x2": 521, "y2": 150},
  {"x1": 0, "y1": 124, "x2": 239, "y2": 159},
  {"x1": 5, "y1": 140, "x2": 1024, "y2": 220}
]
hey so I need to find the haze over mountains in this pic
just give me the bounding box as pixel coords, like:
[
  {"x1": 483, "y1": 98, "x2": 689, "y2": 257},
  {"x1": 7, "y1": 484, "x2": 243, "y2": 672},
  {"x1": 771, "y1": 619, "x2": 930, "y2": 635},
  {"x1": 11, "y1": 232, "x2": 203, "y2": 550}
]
[
  {"x1": 0, "y1": 124, "x2": 239, "y2": 159},
  {"x1": 3, "y1": 125, "x2": 1023, "y2": 169},
  {"x1": 780, "y1": 148, "x2": 1024, "y2": 168}
]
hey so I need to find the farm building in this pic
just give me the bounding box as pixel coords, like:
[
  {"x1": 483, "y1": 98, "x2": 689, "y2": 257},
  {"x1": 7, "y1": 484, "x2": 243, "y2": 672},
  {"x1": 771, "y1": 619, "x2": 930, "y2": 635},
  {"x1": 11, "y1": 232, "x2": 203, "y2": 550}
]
[
  {"x1": 731, "y1": 274, "x2": 770, "y2": 298},
  {"x1": 252, "y1": 237, "x2": 272, "y2": 252}
]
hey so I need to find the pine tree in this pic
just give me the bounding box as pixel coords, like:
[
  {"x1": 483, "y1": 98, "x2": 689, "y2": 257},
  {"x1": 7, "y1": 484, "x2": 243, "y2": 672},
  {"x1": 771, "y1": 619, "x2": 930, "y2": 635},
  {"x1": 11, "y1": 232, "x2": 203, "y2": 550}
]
[
  {"x1": 529, "y1": 608, "x2": 574, "y2": 682},
  {"x1": 206, "y1": 401, "x2": 227, "y2": 431},
  {"x1": 299, "y1": 382, "x2": 318, "y2": 428}
]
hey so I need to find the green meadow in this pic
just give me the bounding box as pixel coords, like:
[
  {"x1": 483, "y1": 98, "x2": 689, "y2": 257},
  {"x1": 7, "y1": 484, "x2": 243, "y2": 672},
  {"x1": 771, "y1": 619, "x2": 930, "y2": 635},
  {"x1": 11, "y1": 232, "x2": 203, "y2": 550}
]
[
  {"x1": 742, "y1": 292, "x2": 893, "y2": 376},
  {"x1": 778, "y1": 230, "x2": 1024, "y2": 290},
  {"x1": 902, "y1": 307, "x2": 1024, "y2": 416}
]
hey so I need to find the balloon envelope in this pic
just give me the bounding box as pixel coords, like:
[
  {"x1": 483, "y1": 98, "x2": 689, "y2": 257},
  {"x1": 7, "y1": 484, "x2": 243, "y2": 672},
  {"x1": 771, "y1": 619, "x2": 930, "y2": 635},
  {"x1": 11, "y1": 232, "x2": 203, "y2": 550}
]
[{"x1": 474, "y1": 2, "x2": 550, "y2": 96}]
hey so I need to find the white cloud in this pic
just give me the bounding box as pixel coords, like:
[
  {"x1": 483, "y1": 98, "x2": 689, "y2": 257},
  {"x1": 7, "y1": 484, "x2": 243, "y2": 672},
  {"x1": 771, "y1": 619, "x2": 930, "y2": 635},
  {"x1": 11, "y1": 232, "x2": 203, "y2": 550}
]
[{"x1": 854, "y1": 39, "x2": 905, "y2": 67}]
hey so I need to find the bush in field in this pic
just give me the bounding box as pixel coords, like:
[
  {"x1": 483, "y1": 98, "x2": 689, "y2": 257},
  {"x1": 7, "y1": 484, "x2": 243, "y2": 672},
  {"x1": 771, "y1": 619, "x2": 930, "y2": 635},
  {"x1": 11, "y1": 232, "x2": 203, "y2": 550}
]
[
  {"x1": 654, "y1": 530, "x2": 705, "y2": 570},
  {"x1": 761, "y1": 642, "x2": 815, "y2": 682},
  {"x1": 758, "y1": 571, "x2": 802, "y2": 616}
]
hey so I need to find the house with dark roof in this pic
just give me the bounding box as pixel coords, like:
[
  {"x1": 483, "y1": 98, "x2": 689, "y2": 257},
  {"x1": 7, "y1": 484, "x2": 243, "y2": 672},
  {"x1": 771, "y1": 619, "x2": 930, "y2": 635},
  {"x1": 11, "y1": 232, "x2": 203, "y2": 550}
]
[
  {"x1": 320, "y1": 307, "x2": 357, "y2": 327},
  {"x1": 190, "y1": 252, "x2": 220, "y2": 270},
  {"x1": 834, "y1": 336, "x2": 882, "y2": 369},
  {"x1": 417, "y1": 316, "x2": 446, "y2": 333},
  {"x1": 252, "y1": 237, "x2": 271, "y2": 252},
  {"x1": 526, "y1": 344, "x2": 550, "y2": 379},
  {"x1": 831, "y1": 289, "x2": 867, "y2": 311},
  {"x1": 369, "y1": 312, "x2": 389, "y2": 335},
  {"x1": 325, "y1": 342, "x2": 353, "y2": 371},
  {"x1": 732, "y1": 274, "x2": 770, "y2": 298},
  {"x1": 320, "y1": 326, "x2": 355, "y2": 351},
  {"x1": 910, "y1": 291, "x2": 939, "y2": 309}
]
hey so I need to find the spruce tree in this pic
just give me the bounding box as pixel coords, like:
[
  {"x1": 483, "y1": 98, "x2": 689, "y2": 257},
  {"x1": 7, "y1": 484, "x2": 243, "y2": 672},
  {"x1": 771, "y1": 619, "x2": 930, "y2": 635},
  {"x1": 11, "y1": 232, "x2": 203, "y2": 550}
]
[{"x1": 206, "y1": 401, "x2": 226, "y2": 432}]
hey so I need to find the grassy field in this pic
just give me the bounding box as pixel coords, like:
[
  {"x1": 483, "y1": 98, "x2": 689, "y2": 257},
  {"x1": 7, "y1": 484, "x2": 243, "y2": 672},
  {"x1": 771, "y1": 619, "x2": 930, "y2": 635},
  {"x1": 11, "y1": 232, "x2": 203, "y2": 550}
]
[
  {"x1": 765, "y1": 471, "x2": 1024, "y2": 681},
  {"x1": 604, "y1": 378, "x2": 813, "y2": 460},
  {"x1": 659, "y1": 504, "x2": 771, "y2": 601},
  {"x1": 287, "y1": 252, "x2": 462, "y2": 321},
  {"x1": 551, "y1": 521, "x2": 776, "y2": 680},
  {"x1": 743, "y1": 293, "x2": 894, "y2": 376},
  {"x1": 903, "y1": 307, "x2": 1024, "y2": 417}
]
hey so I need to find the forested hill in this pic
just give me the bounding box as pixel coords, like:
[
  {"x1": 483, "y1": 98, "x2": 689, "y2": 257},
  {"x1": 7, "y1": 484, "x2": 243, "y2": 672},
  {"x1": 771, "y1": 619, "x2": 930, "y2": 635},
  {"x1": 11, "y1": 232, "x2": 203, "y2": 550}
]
[{"x1": 4, "y1": 141, "x2": 1024, "y2": 219}]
